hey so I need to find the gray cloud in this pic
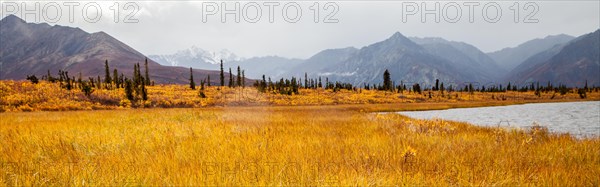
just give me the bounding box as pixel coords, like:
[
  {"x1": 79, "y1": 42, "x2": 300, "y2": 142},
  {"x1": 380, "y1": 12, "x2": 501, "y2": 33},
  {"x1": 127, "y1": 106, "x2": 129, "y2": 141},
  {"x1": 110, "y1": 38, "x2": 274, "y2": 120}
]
[{"x1": 1, "y1": 1, "x2": 599, "y2": 59}]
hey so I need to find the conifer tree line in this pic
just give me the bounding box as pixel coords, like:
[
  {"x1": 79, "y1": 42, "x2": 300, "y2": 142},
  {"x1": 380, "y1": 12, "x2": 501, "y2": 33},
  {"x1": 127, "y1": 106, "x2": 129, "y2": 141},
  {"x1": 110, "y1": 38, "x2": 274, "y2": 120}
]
[
  {"x1": 248, "y1": 68, "x2": 600, "y2": 96},
  {"x1": 254, "y1": 74, "x2": 355, "y2": 95},
  {"x1": 31, "y1": 58, "x2": 152, "y2": 103},
  {"x1": 188, "y1": 61, "x2": 249, "y2": 98},
  {"x1": 26, "y1": 59, "x2": 598, "y2": 99},
  {"x1": 199, "y1": 59, "x2": 246, "y2": 89},
  {"x1": 125, "y1": 61, "x2": 149, "y2": 102},
  {"x1": 363, "y1": 69, "x2": 598, "y2": 98}
]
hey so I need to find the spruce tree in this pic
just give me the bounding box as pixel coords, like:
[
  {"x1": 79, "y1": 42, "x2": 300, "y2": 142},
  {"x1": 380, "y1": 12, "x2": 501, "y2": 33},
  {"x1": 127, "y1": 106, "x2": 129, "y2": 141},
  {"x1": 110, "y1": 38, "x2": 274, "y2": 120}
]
[
  {"x1": 58, "y1": 70, "x2": 64, "y2": 83},
  {"x1": 133, "y1": 64, "x2": 139, "y2": 85},
  {"x1": 199, "y1": 80, "x2": 207, "y2": 98},
  {"x1": 144, "y1": 58, "x2": 151, "y2": 86},
  {"x1": 141, "y1": 77, "x2": 148, "y2": 101},
  {"x1": 383, "y1": 69, "x2": 391, "y2": 91},
  {"x1": 305, "y1": 73, "x2": 308, "y2": 89},
  {"x1": 413, "y1": 83, "x2": 422, "y2": 94},
  {"x1": 78, "y1": 72, "x2": 83, "y2": 88},
  {"x1": 89, "y1": 77, "x2": 95, "y2": 88},
  {"x1": 291, "y1": 77, "x2": 299, "y2": 94},
  {"x1": 228, "y1": 68, "x2": 233, "y2": 88},
  {"x1": 113, "y1": 69, "x2": 119, "y2": 87},
  {"x1": 236, "y1": 66, "x2": 242, "y2": 87},
  {"x1": 46, "y1": 70, "x2": 55, "y2": 82},
  {"x1": 136, "y1": 63, "x2": 142, "y2": 86},
  {"x1": 104, "y1": 60, "x2": 111, "y2": 85},
  {"x1": 97, "y1": 75, "x2": 101, "y2": 89},
  {"x1": 242, "y1": 70, "x2": 245, "y2": 88},
  {"x1": 469, "y1": 84, "x2": 474, "y2": 93},
  {"x1": 26, "y1": 75, "x2": 39, "y2": 84},
  {"x1": 81, "y1": 81, "x2": 93, "y2": 97},
  {"x1": 259, "y1": 75, "x2": 267, "y2": 92},
  {"x1": 268, "y1": 77, "x2": 273, "y2": 91},
  {"x1": 318, "y1": 77, "x2": 322, "y2": 88},
  {"x1": 207, "y1": 75, "x2": 211, "y2": 87},
  {"x1": 124, "y1": 78, "x2": 134, "y2": 101},
  {"x1": 119, "y1": 73, "x2": 124, "y2": 88},
  {"x1": 220, "y1": 60, "x2": 225, "y2": 87},
  {"x1": 189, "y1": 67, "x2": 196, "y2": 90}
]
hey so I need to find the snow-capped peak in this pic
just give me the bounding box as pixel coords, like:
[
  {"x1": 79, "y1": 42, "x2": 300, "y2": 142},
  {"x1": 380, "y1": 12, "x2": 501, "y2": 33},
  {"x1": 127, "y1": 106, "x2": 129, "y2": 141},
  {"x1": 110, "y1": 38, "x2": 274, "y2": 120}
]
[
  {"x1": 185, "y1": 46, "x2": 243, "y2": 64},
  {"x1": 149, "y1": 46, "x2": 244, "y2": 67}
]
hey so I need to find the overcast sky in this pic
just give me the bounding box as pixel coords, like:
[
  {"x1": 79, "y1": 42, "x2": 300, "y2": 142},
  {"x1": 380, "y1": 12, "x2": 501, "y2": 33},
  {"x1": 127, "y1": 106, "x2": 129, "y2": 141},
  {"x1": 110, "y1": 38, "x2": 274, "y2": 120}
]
[{"x1": 2, "y1": 1, "x2": 599, "y2": 59}]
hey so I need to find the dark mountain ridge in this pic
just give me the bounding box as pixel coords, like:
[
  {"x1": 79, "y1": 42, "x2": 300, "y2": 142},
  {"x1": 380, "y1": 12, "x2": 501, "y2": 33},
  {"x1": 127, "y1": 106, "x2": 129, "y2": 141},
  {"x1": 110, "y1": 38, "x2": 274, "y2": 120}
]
[
  {"x1": 0, "y1": 15, "x2": 235, "y2": 85},
  {"x1": 505, "y1": 29, "x2": 600, "y2": 87}
]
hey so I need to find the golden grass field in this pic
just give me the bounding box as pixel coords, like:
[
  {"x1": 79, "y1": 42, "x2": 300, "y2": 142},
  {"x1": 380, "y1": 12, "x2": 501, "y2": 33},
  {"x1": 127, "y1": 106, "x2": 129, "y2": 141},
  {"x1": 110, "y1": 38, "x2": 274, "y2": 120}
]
[
  {"x1": 1, "y1": 81, "x2": 599, "y2": 186},
  {"x1": 1, "y1": 80, "x2": 598, "y2": 112}
]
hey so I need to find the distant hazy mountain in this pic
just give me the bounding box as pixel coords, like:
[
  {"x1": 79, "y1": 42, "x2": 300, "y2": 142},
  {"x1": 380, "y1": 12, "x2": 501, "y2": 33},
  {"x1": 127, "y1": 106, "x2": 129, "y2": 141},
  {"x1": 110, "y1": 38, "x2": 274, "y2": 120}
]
[
  {"x1": 488, "y1": 34, "x2": 575, "y2": 71},
  {"x1": 410, "y1": 37, "x2": 505, "y2": 80},
  {"x1": 507, "y1": 43, "x2": 567, "y2": 78},
  {"x1": 0, "y1": 15, "x2": 227, "y2": 84},
  {"x1": 150, "y1": 46, "x2": 360, "y2": 81},
  {"x1": 149, "y1": 47, "x2": 302, "y2": 79},
  {"x1": 287, "y1": 47, "x2": 358, "y2": 78},
  {"x1": 149, "y1": 47, "x2": 243, "y2": 70},
  {"x1": 506, "y1": 30, "x2": 600, "y2": 87},
  {"x1": 227, "y1": 56, "x2": 304, "y2": 79},
  {"x1": 319, "y1": 32, "x2": 482, "y2": 86}
]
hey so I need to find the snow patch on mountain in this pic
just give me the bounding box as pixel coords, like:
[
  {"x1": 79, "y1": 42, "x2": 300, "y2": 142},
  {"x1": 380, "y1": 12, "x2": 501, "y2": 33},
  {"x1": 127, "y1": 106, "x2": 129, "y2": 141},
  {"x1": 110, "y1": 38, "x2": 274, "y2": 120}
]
[{"x1": 149, "y1": 46, "x2": 244, "y2": 67}]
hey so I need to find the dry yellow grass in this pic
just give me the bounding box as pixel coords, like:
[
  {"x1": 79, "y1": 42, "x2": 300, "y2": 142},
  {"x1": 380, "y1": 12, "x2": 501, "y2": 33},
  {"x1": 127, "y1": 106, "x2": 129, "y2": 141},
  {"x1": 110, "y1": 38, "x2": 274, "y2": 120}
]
[
  {"x1": 1, "y1": 80, "x2": 598, "y2": 185},
  {"x1": 2, "y1": 80, "x2": 598, "y2": 112},
  {"x1": 1, "y1": 107, "x2": 599, "y2": 186}
]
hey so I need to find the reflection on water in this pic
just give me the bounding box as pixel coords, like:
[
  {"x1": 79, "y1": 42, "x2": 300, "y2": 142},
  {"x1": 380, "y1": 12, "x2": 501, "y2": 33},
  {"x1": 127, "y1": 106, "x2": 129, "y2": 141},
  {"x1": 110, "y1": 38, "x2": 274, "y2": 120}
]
[{"x1": 398, "y1": 101, "x2": 600, "y2": 138}]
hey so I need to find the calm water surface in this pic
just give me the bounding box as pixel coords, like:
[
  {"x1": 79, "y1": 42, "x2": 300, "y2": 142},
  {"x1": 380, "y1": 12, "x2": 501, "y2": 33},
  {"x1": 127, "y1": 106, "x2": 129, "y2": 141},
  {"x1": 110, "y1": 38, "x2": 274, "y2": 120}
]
[{"x1": 398, "y1": 101, "x2": 600, "y2": 138}]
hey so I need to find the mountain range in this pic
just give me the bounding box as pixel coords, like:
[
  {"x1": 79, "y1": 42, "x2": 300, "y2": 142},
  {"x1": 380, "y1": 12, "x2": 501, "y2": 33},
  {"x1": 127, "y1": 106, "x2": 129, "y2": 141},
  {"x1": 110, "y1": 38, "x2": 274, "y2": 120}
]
[
  {"x1": 1, "y1": 15, "x2": 598, "y2": 87},
  {"x1": 314, "y1": 32, "x2": 488, "y2": 86},
  {"x1": 153, "y1": 31, "x2": 596, "y2": 87},
  {"x1": 506, "y1": 30, "x2": 600, "y2": 86},
  {"x1": 152, "y1": 33, "x2": 502, "y2": 86},
  {"x1": 488, "y1": 34, "x2": 576, "y2": 71},
  {"x1": 149, "y1": 47, "x2": 243, "y2": 69},
  {"x1": 0, "y1": 15, "x2": 233, "y2": 85},
  {"x1": 409, "y1": 37, "x2": 506, "y2": 81}
]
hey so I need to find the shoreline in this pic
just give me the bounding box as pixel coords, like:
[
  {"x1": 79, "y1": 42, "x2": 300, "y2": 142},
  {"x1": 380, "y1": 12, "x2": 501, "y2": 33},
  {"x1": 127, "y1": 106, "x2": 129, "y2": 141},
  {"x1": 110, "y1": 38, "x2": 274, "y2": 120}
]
[
  {"x1": 2, "y1": 98, "x2": 599, "y2": 114},
  {"x1": 390, "y1": 101, "x2": 600, "y2": 139}
]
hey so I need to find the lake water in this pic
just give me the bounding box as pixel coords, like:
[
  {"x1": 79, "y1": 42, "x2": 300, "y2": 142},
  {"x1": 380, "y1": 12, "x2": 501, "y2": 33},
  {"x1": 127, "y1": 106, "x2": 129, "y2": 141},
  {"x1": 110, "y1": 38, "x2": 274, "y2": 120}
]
[{"x1": 398, "y1": 101, "x2": 600, "y2": 138}]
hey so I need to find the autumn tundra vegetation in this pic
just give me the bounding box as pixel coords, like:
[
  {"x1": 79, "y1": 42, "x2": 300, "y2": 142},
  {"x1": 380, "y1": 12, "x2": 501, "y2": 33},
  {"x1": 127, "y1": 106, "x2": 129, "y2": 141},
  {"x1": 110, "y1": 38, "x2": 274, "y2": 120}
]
[
  {"x1": 3, "y1": 61, "x2": 599, "y2": 112},
  {"x1": 1, "y1": 60, "x2": 599, "y2": 186}
]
